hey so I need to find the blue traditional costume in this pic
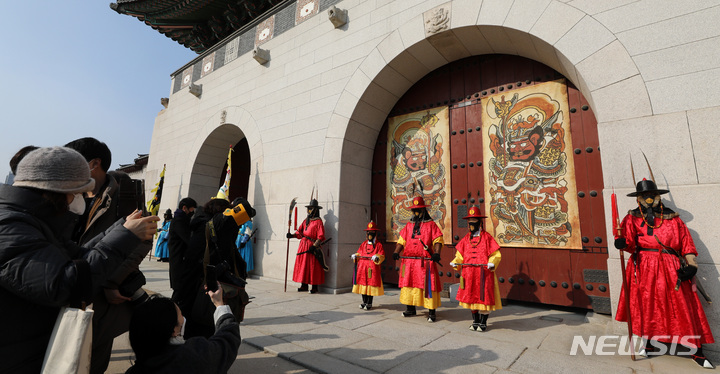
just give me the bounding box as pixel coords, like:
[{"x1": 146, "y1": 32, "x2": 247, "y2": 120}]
[
  {"x1": 235, "y1": 220, "x2": 254, "y2": 272},
  {"x1": 154, "y1": 209, "x2": 173, "y2": 261}
]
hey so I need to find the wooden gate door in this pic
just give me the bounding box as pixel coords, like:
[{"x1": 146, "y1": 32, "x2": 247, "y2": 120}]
[{"x1": 372, "y1": 55, "x2": 611, "y2": 313}]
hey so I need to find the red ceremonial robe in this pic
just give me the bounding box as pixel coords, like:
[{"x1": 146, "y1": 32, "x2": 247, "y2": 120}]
[
  {"x1": 397, "y1": 220, "x2": 443, "y2": 307},
  {"x1": 615, "y1": 214, "x2": 714, "y2": 348},
  {"x1": 453, "y1": 231, "x2": 501, "y2": 310},
  {"x1": 351, "y1": 241, "x2": 385, "y2": 296},
  {"x1": 292, "y1": 217, "x2": 325, "y2": 285}
]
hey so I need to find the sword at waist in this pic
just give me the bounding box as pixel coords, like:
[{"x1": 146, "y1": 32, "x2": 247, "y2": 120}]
[
  {"x1": 453, "y1": 263, "x2": 489, "y2": 267},
  {"x1": 399, "y1": 256, "x2": 432, "y2": 260}
]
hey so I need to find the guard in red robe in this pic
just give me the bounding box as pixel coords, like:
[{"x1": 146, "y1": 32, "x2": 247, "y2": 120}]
[
  {"x1": 351, "y1": 221, "x2": 385, "y2": 310},
  {"x1": 392, "y1": 196, "x2": 444, "y2": 322},
  {"x1": 615, "y1": 179, "x2": 714, "y2": 369},
  {"x1": 288, "y1": 199, "x2": 326, "y2": 294},
  {"x1": 451, "y1": 205, "x2": 501, "y2": 331}
]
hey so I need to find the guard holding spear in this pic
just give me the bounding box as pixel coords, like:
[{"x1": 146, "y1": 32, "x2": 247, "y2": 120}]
[
  {"x1": 351, "y1": 221, "x2": 385, "y2": 310},
  {"x1": 287, "y1": 194, "x2": 328, "y2": 294},
  {"x1": 614, "y1": 157, "x2": 714, "y2": 369},
  {"x1": 450, "y1": 205, "x2": 501, "y2": 331}
]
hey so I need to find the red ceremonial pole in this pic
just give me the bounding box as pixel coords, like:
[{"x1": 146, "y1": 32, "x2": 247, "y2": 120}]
[
  {"x1": 284, "y1": 198, "x2": 297, "y2": 292},
  {"x1": 613, "y1": 189, "x2": 636, "y2": 361}
]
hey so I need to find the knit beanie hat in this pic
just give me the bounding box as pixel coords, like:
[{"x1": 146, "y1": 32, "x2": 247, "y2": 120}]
[{"x1": 13, "y1": 146, "x2": 95, "y2": 194}]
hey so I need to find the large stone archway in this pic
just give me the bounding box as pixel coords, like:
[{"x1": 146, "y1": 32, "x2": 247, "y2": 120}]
[{"x1": 327, "y1": 3, "x2": 652, "y2": 302}]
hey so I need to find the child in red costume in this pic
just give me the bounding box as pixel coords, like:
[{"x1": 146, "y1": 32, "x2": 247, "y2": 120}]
[
  {"x1": 351, "y1": 221, "x2": 385, "y2": 310},
  {"x1": 450, "y1": 205, "x2": 501, "y2": 331}
]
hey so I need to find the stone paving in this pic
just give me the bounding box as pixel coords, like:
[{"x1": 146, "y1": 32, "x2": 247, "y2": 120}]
[{"x1": 106, "y1": 260, "x2": 717, "y2": 373}]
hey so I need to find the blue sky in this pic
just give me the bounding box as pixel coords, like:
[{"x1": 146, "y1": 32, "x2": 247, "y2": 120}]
[{"x1": 0, "y1": 2, "x2": 196, "y2": 180}]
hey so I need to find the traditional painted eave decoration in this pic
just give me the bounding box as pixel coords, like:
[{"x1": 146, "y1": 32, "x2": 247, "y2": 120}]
[{"x1": 110, "y1": 0, "x2": 287, "y2": 53}]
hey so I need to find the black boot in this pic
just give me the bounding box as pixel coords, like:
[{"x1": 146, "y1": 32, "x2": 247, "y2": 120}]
[
  {"x1": 470, "y1": 311, "x2": 481, "y2": 331},
  {"x1": 692, "y1": 348, "x2": 715, "y2": 369},
  {"x1": 310, "y1": 285, "x2": 319, "y2": 294},
  {"x1": 427, "y1": 309, "x2": 436, "y2": 323},
  {"x1": 360, "y1": 295, "x2": 367, "y2": 309},
  {"x1": 479, "y1": 313, "x2": 489, "y2": 331},
  {"x1": 298, "y1": 283, "x2": 308, "y2": 292},
  {"x1": 402, "y1": 305, "x2": 416, "y2": 317},
  {"x1": 365, "y1": 296, "x2": 373, "y2": 310}
]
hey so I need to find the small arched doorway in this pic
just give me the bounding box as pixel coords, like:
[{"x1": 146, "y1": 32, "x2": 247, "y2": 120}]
[
  {"x1": 370, "y1": 54, "x2": 610, "y2": 313},
  {"x1": 217, "y1": 137, "x2": 251, "y2": 202}
]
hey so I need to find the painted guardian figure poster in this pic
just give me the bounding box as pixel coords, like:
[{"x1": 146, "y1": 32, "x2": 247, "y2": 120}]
[
  {"x1": 482, "y1": 80, "x2": 582, "y2": 249},
  {"x1": 386, "y1": 107, "x2": 452, "y2": 242}
]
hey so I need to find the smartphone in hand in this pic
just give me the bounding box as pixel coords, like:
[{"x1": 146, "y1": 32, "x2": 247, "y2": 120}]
[{"x1": 205, "y1": 265, "x2": 219, "y2": 292}]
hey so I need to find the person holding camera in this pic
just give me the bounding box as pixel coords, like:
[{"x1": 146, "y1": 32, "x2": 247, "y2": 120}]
[
  {"x1": 126, "y1": 287, "x2": 241, "y2": 374},
  {"x1": 0, "y1": 146, "x2": 159, "y2": 373},
  {"x1": 66, "y1": 137, "x2": 154, "y2": 374}
]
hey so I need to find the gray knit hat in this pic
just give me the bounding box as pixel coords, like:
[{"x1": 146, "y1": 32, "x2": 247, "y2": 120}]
[{"x1": 13, "y1": 146, "x2": 95, "y2": 194}]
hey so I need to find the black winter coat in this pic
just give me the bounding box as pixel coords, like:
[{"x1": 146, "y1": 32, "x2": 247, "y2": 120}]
[
  {"x1": 0, "y1": 184, "x2": 140, "y2": 373},
  {"x1": 125, "y1": 311, "x2": 241, "y2": 374}
]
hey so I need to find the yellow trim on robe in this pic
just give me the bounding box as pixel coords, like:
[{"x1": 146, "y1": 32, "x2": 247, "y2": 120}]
[
  {"x1": 399, "y1": 287, "x2": 441, "y2": 309},
  {"x1": 451, "y1": 249, "x2": 502, "y2": 311},
  {"x1": 459, "y1": 279, "x2": 502, "y2": 311},
  {"x1": 432, "y1": 236, "x2": 444, "y2": 247},
  {"x1": 352, "y1": 284, "x2": 384, "y2": 296},
  {"x1": 397, "y1": 237, "x2": 406, "y2": 246}
]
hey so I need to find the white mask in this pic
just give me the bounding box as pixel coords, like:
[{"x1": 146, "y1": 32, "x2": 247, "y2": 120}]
[
  {"x1": 169, "y1": 317, "x2": 186, "y2": 345},
  {"x1": 68, "y1": 193, "x2": 85, "y2": 215}
]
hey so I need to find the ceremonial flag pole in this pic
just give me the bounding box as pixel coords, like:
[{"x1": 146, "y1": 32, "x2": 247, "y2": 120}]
[
  {"x1": 146, "y1": 164, "x2": 165, "y2": 260},
  {"x1": 215, "y1": 147, "x2": 233, "y2": 201},
  {"x1": 147, "y1": 164, "x2": 166, "y2": 216}
]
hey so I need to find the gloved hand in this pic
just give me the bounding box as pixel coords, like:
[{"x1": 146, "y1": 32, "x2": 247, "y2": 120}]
[
  {"x1": 351, "y1": 254, "x2": 357, "y2": 262},
  {"x1": 487, "y1": 262, "x2": 495, "y2": 270},
  {"x1": 677, "y1": 265, "x2": 697, "y2": 282},
  {"x1": 614, "y1": 237, "x2": 627, "y2": 249},
  {"x1": 431, "y1": 253, "x2": 441, "y2": 263},
  {"x1": 450, "y1": 262, "x2": 457, "y2": 269},
  {"x1": 371, "y1": 255, "x2": 379, "y2": 263},
  {"x1": 392, "y1": 252, "x2": 400, "y2": 260},
  {"x1": 286, "y1": 232, "x2": 294, "y2": 239}
]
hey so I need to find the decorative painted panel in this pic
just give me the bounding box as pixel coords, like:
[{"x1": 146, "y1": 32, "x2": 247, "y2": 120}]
[{"x1": 386, "y1": 107, "x2": 452, "y2": 243}]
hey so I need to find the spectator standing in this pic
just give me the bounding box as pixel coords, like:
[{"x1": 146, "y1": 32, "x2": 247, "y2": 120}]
[
  {"x1": 0, "y1": 146, "x2": 157, "y2": 373},
  {"x1": 66, "y1": 137, "x2": 153, "y2": 374},
  {"x1": 168, "y1": 198, "x2": 204, "y2": 335}
]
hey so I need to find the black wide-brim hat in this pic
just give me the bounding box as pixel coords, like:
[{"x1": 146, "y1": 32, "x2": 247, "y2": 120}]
[
  {"x1": 306, "y1": 199, "x2": 323, "y2": 210},
  {"x1": 627, "y1": 179, "x2": 669, "y2": 197}
]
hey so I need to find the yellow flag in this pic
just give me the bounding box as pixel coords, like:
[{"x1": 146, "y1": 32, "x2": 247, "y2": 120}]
[
  {"x1": 215, "y1": 147, "x2": 233, "y2": 201},
  {"x1": 146, "y1": 164, "x2": 165, "y2": 216}
]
